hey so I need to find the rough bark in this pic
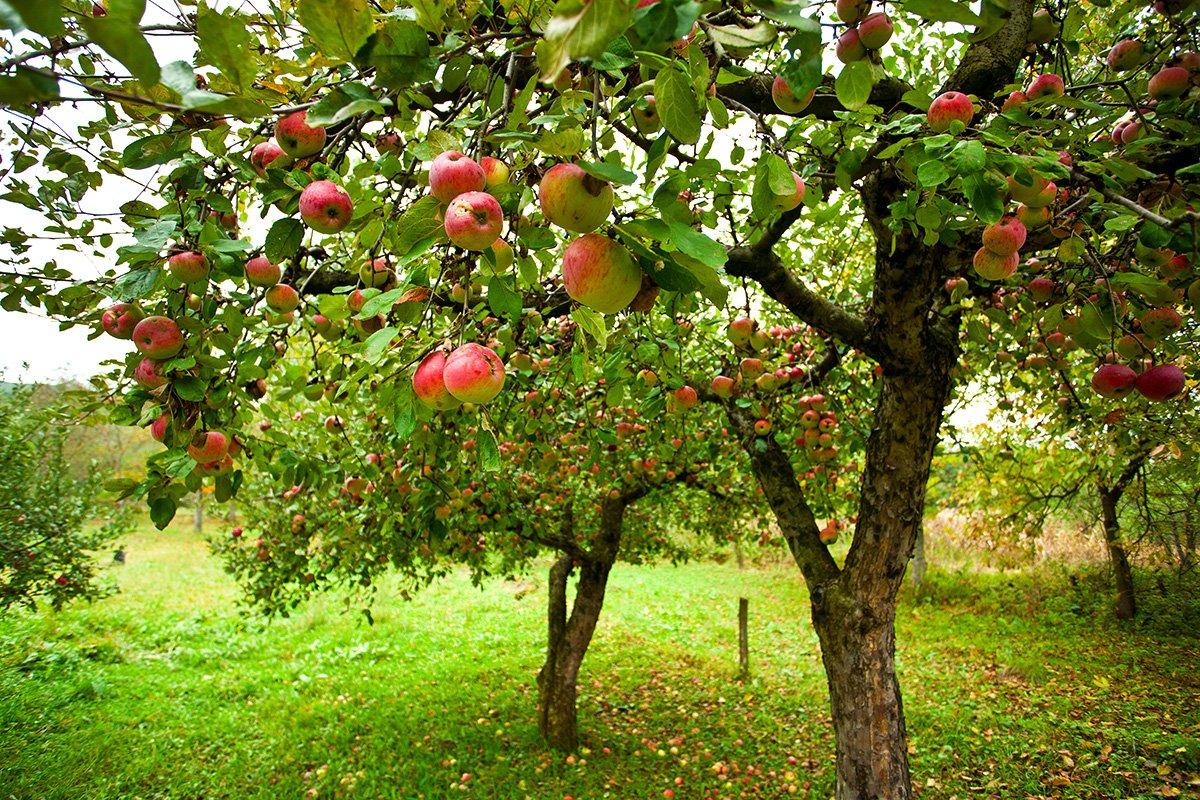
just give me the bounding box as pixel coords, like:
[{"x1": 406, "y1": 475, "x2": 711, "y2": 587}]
[
  {"x1": 909, "y1": 525, "x2": 927, "y2": 588},
  {"x1": 1097, "y1": 453, "x2": 1146, "y2": 620}
]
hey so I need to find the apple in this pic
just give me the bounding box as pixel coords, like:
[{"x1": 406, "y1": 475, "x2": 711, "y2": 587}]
[
  {"x1": 1189, "y1": 278, "x2": 1200, "y2": 311},
  {"x1": 489, "y1": 238, "x2": 514, "y2": 271},
  {"x1": 972, "y1": 247, "x2": 1019, "y2": 281},
  {"x1": 346, "y1": 289, "x2": 367, "y2": 314},
  {"x1": 539, "y1": 163, "x2": 614, "y2": 233},
  {"x1": 149, "y1": 413, "x2": 169, "y2": 442},
  {"x1": 836, "y1": 28, "x2": 867, "y2": 63},
  {"x1": 637, "y1": 368, "x2": 659, "y2": 386},
  {"x1": 836, "y1": 0, "x2": 871, "y2": 24},
  {"x1": 1135, "y1": 364, "x2": 1185, "y2": 401},
  {"x1": 1001, "y1": 91, "x2": 1027, "y2": 112},
  {"x1": 926, "y1": 91, "x2": 973, "y2": 132},
  {"x1": 168, "y1": 250, "x2": 208, "y2": 283},
  {"x1": 1140, "y1": 307, "x2": 1182, "y2": 338},
  {"x1": 1027, "y1": 277, "x2": 1056, "y2": 302},
  {"x1": 981, "y1": 216, "x2": 1027, "y2": 256},
  {"x1": 480, "y1": 156, "x2": 510, "y2": 188},
  {"x1": 711, "y1": 375, "x2": 736, "y2": 398},
  {"x1": 561, "y1": 233, "x2": 642, "y2": 314},
  {"x1": 376, "y1": 132, "x2": 403, "y2": 155},
  {"x1": 245, "y1": 255, "x2": 281, "y2": 287},
  {"x1": 274, "y1": 110, "x2": 326, "y2": 158},
  {"x1": 444, "y1": 191, "x2": 504, "y2": 251},
  {"x1": 250, "y1": 141, "x2": 289, "y2": 175},
  {"x1": 727, "y1": 316, "x2": 755, "y2": 347},
  {"x1": 754, "y1": 419, "x2": 772, "y2": 436},
  {"x1": 1091, "y1": 364, "x2": 1137, "y2": 398},
  {"x1": 1007, "y1": 175, "x2": 1056, "y2": 207},
  {"x1": 632, "y1": 96, "x2": 662, "y2": 133},
  {"x1": 443, "y1": 343, "x2": 506, "y2": 404},
  {"x1": 265, "y1": 283, "x2": 300, "y2": 313},
  {"x1": 133, "y1": 357, "x2": 168, "y2": 389},
  {"x1": 673, "y1": 385, "x2": 699, "y2": 410},
  {"x1": 413, "y1": 350, "x2": 462, "y2": 410},
  {"x1": 429, "y1": 151, "x2": 485, "y2": 204},
  {"x1": 1148, "y1": 66, "x2": 1190, "y2": 99},
  {"x1": 101, "y1": 303, "x2": 143, "y2": 339},
  {"x1": 299, "y1": 180, "x2": 353, "y2": 234},
  {"x1": 132, "y1": 316, "x2": 183, "y2": 360},
  {"x1": 311, "y1": 313, "x2": 332, "y2": 336},
  {"x1": 1025, "y1": 73, "x2": 1065, "y2": 99},
  {"x1": 772, "y1": 172, "x2": 806, "y2": 212},
  {"x1": 359, "y1": 257, "x2": 393, "y2": 288},
  {"x1": 1016, "y1": 204, "x2": 1052, "y2": 229},
  {"x1": 1107, "y1": 39, "x2": 1144, "y2": 71},
  {"x1": 771, "y1": 77, "x2": 814, "y2": 114},
  {"x1": 857, "y1": 12, "x2": 893, "y2": 50},
  {"x1": 1026, "y1": 8, "x2": 1058, "y2": 44},
  {"x1": 187, "y1": 431, "x2": 229, "y2": 463}
]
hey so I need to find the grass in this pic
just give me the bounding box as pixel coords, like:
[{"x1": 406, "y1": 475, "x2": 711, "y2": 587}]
[{"x1": 1, "y1": 521, "x2": 1198, "y2": 800}]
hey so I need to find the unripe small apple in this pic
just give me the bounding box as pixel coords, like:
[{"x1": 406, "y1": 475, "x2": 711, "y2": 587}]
[
  {"x1": 1007, "y1": 175, "x2": 1056, "y2": 208},
  {"x1": 359, "y1": 257, "x2": 393, "y2": 288},
  {"x1": 480, "y1": 156, "x2": 510, "y2": 188},
  {"x1": 1016, "y1": 204, "x2": 1052, "y2": 229},
  {"x1": 1026, "y1": 8, "x2": 1058, "y2": 44},
  {"x1": 631, "y1": 96, "x2": 662, "y2": 134},
  {"x1": 490, "y1": 238, "x2": 514, "y2": 271},
  {"x1": 772, "y1": 172, "x2": 806, "y2": 212},
  {"x1": 1140, "y1": 307, "x2": 1182, "y2": 339},
  {"x1": 753, "y1": 419, "x2": 772, "y2": 436}
]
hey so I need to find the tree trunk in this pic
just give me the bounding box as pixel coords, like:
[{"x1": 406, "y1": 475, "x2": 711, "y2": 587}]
[
  {"x1": 1099, "y1": 486, "x2": 1136, "y2": 620},
  {"x1": 909, "y1": 525, "x2": 926, "y2": 587},
  {"x1": 737, "y1": 596, "x2": 750, "y2": 679}
]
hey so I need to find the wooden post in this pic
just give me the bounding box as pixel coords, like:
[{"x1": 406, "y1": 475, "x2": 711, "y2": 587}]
[{"x1": 737, "y1": 597, "x2": 749, "y2": 680}]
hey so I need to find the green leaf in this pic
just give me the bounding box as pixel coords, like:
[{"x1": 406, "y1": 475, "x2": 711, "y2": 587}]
[
  {"x1": 0, "y1": 66, "x2": 58, "y2": 105},
  {"x1": 764, "y1": 153, "x2": 794, "y2": 195},
  {"x1": 487, "y1": 276, "x2": 523, "y2": 319},
  {"x1": 364, "y1": 19, "x2": 436, "y2": 89},
  {"x1": 149, "y1": 496, "x2": 177, "y2": 530},
  {"x1": 0, "y1": 0, "x2": 64, "y2": 36},
  {"x1": 393, "y1": 380, "x2": 417, "y2": 438},
  {"x1": 746, "y1": 0, "x2": 815, "y2": 27},
  {"x1": 305, "y1": 84, "x2": 385, "y2": 127},
  {"x1": 655, "y1": 63, "x2": 701, "y2": 145},
  {"x1": 572, "y1": 306, "x2": 608, "y2": 349},
  {"x1": 962, "y1": 173, "x2": 1005, "y2": 223},
  {"x1": 265, "y1": 218, "x2": 305, "y2": 263},
  {"x1": 898, "y1": 0, "x2": 981, "y2": 26},
  {"x1": 112, "y1": 267, "x2": 160, "y2": 301},
  {"x1": 477, "y1": 428, "x2": 501, "y2": 472},
  {"x1": 706, "y1": 21, "x2": 776, "y2": 52},
  {"x1": 79, "y1": 0, "x2": 159, "y2": 88},
  {"x1": 394, "y1": 196, "x2": 445, "y2": 261},
  {"x1": 536, "y1": 0, "x2": 635, "y2": 82},
  {"x1": 579, "y1": 160, "x2": 637, "y2": 186},
  {"x1": 196, "y1": 6, "x2": 255, "y2": 90},
  {"x1": 173, "y1": 376, "x2": 207, "y2": 402},
  {"x1": 363, "y1": 326, "x2": 398, "y2": 364},
  {"x1": 122, "y1": 131, "x2": 191, "y2": 169},
  {"x1": 667, "y1": 221, "x2": 727, "y2": 267},
  {"x1": 916, "y1": 159, "x2": 950, "y2": 188},
  {"x1": 296, "y1": 0, "x2": 375, "y2": 61},
  {"x1": 834, "y1": 60, "x2": 874, "y2": 111}
]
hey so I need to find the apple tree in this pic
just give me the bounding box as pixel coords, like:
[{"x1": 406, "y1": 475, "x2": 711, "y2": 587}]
[{"x1": 0, "y1": 0, "x2": 1197, "y2": 798}]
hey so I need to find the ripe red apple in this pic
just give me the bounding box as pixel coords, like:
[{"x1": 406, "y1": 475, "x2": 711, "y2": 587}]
[
  {"x1": 835, "y1": 28, "x2": 867, "y2": 63},
  {"x1": 265, "y1": 283, "x2": 300, "y2": 313},
  {"x1": 711, "y1": 375, "x2": 736, "y2": 398},
  {"x1": 561, "y1": 233, "x2": 642, "y2": 314},
  {"x1": 376, "y1": 132, "x2": 403, "y2": 156},
  {"x1": 673, "y1": 385, "x2": 698, "y2": 410},
  {"x1": 857, "y1": 12, "x2": 893, "y2": 50},
  {"x1": 132, "y1": 316, "x2": 183, "y2": 359},
  {"x1": 429, "y1": 151, "x2": 485, "y2": 204},
  {"x1": 1135, "y1": 364, "x2": 1185, "y2": 401},
  {"x1": 149, "y1": 413, "x2": 169, "y2": 442},
  {"x1": 1140, "y1": 307, "x2": 1182, "y2": 339},
  {"x1": 250, "y1": 141, "x2": 289, "y2": 175},
  {"x1": 836, "y1": 0, "x2": 871, "y2": 24},
  {"x1": 444, "y1": 191, "x2": 504, "y2": 251},
  {"x1": 311, "y1": 313, "x2": 333, "y2": 336},
  {"x1": 1016, "y1": 204, "x2": 1052, "y2": 229},
  {"x1": 772, "y1": 172, "x2": 806, "y2": 212},
  {"x1": 631, "y1": 96, "x2": 662, "y2": 133},
  {"x1": 168, "y1": 250, "x2": 208, "y2": 283},
  {"x1": 413, "y1": 350, "x2": 462, "y2": 410},
  {"x1": 754, "y1": 419, "x2": 772, "y2": 436},
  {"x1": 1026, "y1": 73, "x2": 1065, "y2": 99},
  {"x1": 539, "y1": 163, "x2": 614, "y2": 233},
  {"x1": 1148, "y1": 66, "x2": 1190, "y2": 99},
  {"x1": 1091, "y1": 363, "x2": 1137, "y2": 398},
  {"x1": 1107, "y1": 39, "x2": 1144, "y2": 71},
  {"x1": 101, "y1": 303, "x2": 143, "y2": 339},
  {"x1": 727, "y1": 316, "x2": 755, "y2": 347},
  {"x1": 187, "y1": 430, "x2": 229, "y2": 463},
  {"x1": 274, "y1": 110, "x2": 326, "y2": 158},
  {"x1": 982, "y1": 216, "x2": 1027, "y2": 256},
  {"x1": 245, "y1": 255, "x2": 282, "y2": 288},
  {"x1": 480, "y1": 156, "x2": 510, "y2": 188},
  {"x1": 1001, "y1": 91, "x2": 1027, "y2": 112},
  {"x1": 927, "y1": 91, "x2": 973, "y2": 133},
  {"x1": 299, "y1": 180, "x2": 353, "y2": 234},
  {"x1": 443, "y1": 343, "x2": 506, "y2": 404},
  {"x1": 359, "y1": 257, "x2": 393, "y2": 288},
  {"x1": 972, "y1": 247, "x2": 1019, "y2": 281},
  {"x1": 133, "y1": 357, "x2": 168, "y2": 389},
  {"x1": 1027, "y1": 277, "x2": 1056, "y2": 302},
  {"x1": 771, "y1": 77, "x2": 814, "y2": 114}
]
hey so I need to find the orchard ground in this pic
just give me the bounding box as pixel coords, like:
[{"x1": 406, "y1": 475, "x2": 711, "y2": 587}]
[{"x1": 1, "y1": 520, "x2": 1197, "y2": 800}]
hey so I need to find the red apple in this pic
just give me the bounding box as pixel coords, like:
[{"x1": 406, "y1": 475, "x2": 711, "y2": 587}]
[
  {"x1": 274, "y1": 110, "x2": 325, "y2": 158},
  {"x1": 250, "y1": 141, "x2": 289, "y2": 175},
  {"x1": 429, "y1": 151, "x2": 485, "y2": 204},
  {"x1": 443, "y1": 343, "x2": 506, "y2": 404},
  {"x1": 359, "y1": 257, "x2": 393, "y2": 288},
  {"x1": 1027, "y1": 277, "x2": 1056, "y2": 302},
  {"x1": 187, "y1": 431, "x2": 229, "y2": 463},
  {"x1": 836, "y1": 28, "x2": 867, "y2": 63},
  {"x1": 1135, "y1": 364, "x2": 1185, "y2": 401},
  {"x1": 149, "y1": 413, "x2": 169, "y2": 442},
  {"x1": 1026, "y1": 73, "x2": 1065, "y2": 99},
  {"x1": 132, "y1": 316, "x2": 183, "y2": 360},
  {"x1": 265, "y1": 283, "x2": 300, "y2": 313},
  {"x1": 480, "y1": 156, "x2": 510, "y2": 188},
  {"x1": 168, "y1": 250, "x2": 208, "y2": 283},
  {"x1": 711, "y1": 375, "x2": 736, "y2": 398},
  {"x1": 1148, "y1": 66, "x2": 1190, "y2": 99},
  {"x1": 857, "y1": 12, "x2": 893, "y2": 50},
  {"x1": 1001, "y1": 91, "x2": 1027, "y2": 112},
  {"x1": 673, "y1": 385, "x2": 698, "y2": 410},
  {"x1": 836, "y1": 0, "x2": 871, "y2": 24},
  {"x1": 1107, "y1": 39, "x2": 1144, "y2": 72},
  {"x1": 927, "y1": 91, "x2": 973, "y2": 133},
  {"x1": 445, "y1": 191, "x2": 504, "y2": 251},
  {"x1": 981, "y1": 216, "x2": 1027, "y2": 256},
  {"x1": 1140, "y1": 307, "x2": 1182, "y2": 339},
  {"x1": 561, "y1": 233, "x2": 642, "y2": 314},
  {"x1": 101, "y1": 303, "x2": 143, "y2": 339},
  {"x1": 413, "y1": 350, "x2": 462, "y2": 410},
  {"x1": 299, "y1": 180, "x2": 353, "y2": 234},
  {"x1": 539, "y1": 163, "x2": 614, "y2": 233},
  {"x1": 771, "y1": 77, "x2": 814, "y2": 114},
  {"x1": 972, "y1": 248, "x2": 1019, "y2": 281},
  {"x1": 1091, "y1": 363, "x2": 1137, "y2": 398},
  {"x1": 245, "y1": 255, "x2": 282, "y2": 288},
  {"x1": 133, "y1": 357, "x2": 168, "y2": 389},
  {"x1": 376, "y1": 132, "x2": 403, "y2": 156}
]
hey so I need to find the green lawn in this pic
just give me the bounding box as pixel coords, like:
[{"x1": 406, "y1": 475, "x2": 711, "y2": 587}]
[{"x1": 1, "y1": 522, "x2": 1197, "y2": 800}]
